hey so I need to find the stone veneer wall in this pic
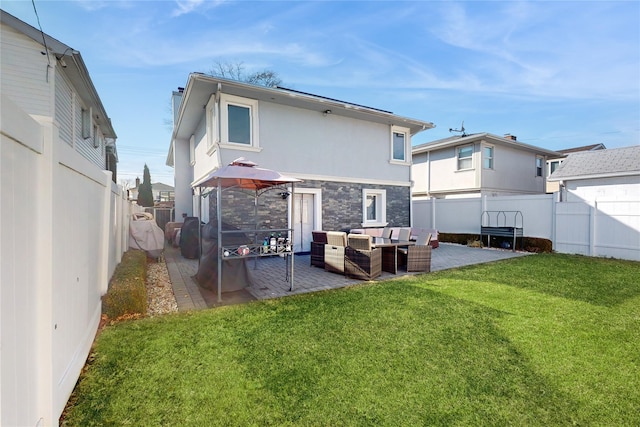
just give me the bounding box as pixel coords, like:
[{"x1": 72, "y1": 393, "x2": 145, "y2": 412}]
[{"x1": 207, "y1": 179, "x2": 411, "y2": 235}]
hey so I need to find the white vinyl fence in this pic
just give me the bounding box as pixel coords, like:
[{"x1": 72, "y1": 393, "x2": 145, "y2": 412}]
[
  {"x1": 1, "y1": 95, "x2": 141, "y2": 426},
  {"x1": 413, "y1": 194, "x2": 639, "y2": 261}
]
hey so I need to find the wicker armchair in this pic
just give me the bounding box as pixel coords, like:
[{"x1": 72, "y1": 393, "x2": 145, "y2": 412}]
[
  {"x1": 345, "y1": 234, "x2": 382, "y2": 280},
  {"x1": 324, "y1": 231, "x2": 347, "y2": 274},
  {"x1": 398, "y1": 233, "x2": 432, "y2": 273},
  {"x1": 310, "y1": 231, "x2": 328, "y2": 268}
]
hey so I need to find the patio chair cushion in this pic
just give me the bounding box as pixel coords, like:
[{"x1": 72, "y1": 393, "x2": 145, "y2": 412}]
[{"x1": 347, "y1": 233, "x2": 372, "y2": 251}]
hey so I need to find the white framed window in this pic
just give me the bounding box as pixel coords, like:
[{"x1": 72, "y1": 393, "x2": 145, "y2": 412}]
[
  {"x1": 457, "y1": 144, "x2": 473, "y2": 170},
  {"x1": 536, "y1": 156, "x2": 544, "y2": 177},
  {"x1": 391, "y1": 126, "x2": 410, "y2": 163},
  {"x1": 548, "y1": 160, "x2": 562, "y2": 176},
  {"x1": 362, "y1": 189, "x2": 387, "y2": 226},
  {"x1": 205, "y1": 94, "x2": 219, "y2": 155},
  {"x1": 220, "y1": 94, "x2": 259, "y2": 149},
  {"x1": 93, "y1": 125, "x2": 102, "y2": 148},
  {"x1": 189, "y1": 134, "x2": 195, "y2": 166},
  {"x1": 483, "y1": 146, "x2": 494, "y2": 169},
  {"x1": 81, "y1": 107, "x2": 91, "y2": 139}
]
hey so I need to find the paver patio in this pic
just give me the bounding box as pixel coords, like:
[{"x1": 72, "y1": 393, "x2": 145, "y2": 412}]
[{"x1": 164, "y1": 242, "x2": 529, "y2": 310}]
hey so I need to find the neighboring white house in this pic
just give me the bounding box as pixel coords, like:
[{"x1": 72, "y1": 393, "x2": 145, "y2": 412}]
[
  {"x1": 166, "y1": 73, "x2": 434, "y2": 251},
  {"x1": 548, "y1": 145, "x2": 640, "y2": 202},
  {"x1": 129, "y1": 179, "x2": 175, "y2": 203},
  {"x1": 1, "y1": 9, "x2": 120, "y2": 426},
  {"x1": 546, "y1": 143, "x2": 606, "y2": 193},
  {"x1": 412, "y1": 133, "x2": 561, "y2": 199}
]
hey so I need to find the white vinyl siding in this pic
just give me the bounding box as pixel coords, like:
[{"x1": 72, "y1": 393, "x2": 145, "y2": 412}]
[
  {"x1": 55, "y1": 71, "x2": 74, "y2": 146},
  {"x1": 0, "y1": 24, "x2": 51, "y2": 117}
]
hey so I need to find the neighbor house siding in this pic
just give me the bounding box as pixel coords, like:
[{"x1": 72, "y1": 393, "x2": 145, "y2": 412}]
[
  {"x1": 55, "y1": 70, "x2": 74, "y2": 146},
  {"x1": 481, "y1": 143, "x2": 546, "y2": 195},
  {"x1": 0, "y1": 24, "x2": 52, "y2": 118}
]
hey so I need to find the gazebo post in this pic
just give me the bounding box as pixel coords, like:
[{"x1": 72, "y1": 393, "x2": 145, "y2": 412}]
[
  {"x1": 289, "y1": 182, "x2": 295, "y2": 291},
  {"x1": 216, "y1": 181, "x2": 222, "y2": 303}
]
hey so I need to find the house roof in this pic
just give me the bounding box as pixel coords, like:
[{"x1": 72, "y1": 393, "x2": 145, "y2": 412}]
[
  {"x1": 556, "y1": 143, "x2": 606, "y2": 155},
  {"x1": 0, "y1": 10, "x2": 116, "y2": 139},
  {"x1": 548, "y1": 145, "x2": 640, "y2": 181},
  {"x1": 412, "y1": 132, "x2": 561, "y2": 157},
  {"x1": 167, "y1": 73, "x2": 435, "y2": 166}
]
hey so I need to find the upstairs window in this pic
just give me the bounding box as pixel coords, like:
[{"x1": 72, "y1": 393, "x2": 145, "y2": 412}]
[
  {"x1": 483, "y1": 146, "x2": 494, "y2": 169},
  {"x1": 536, "y1": 157, "x2": 544, "y2": 177},
  {"x1": 391, "y1": 126, "x2": 409, "y2": 163},
  {"x1": 457, "y1": 145, "x2": 473, "y2": 170},
  {"x1": 220, "y1": 94, "x2": 259, "y2": 149}
]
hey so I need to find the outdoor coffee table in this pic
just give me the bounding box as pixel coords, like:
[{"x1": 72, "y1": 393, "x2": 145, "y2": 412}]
[{"x1": 371, "y1": 238, "x2": 415, "y2": 274}]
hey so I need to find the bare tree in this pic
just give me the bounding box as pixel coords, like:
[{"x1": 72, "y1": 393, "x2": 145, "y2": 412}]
[{"x1": 209, "y1": 61, "x2": 282, "y2": 88}]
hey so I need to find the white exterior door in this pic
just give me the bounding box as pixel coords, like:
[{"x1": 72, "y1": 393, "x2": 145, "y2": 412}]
[{"x1": 293, "y1": 193, "x2": 314, "y2": 252}]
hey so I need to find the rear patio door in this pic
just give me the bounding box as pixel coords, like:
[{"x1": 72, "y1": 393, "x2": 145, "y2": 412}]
[{"x1": 292, "y1": 189, "x2": 322, "y2": 253}]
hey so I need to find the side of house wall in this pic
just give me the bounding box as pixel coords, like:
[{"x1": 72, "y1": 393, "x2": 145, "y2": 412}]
[{"x1": 1, "y1": 95, "x2": 133, "y2": 426}]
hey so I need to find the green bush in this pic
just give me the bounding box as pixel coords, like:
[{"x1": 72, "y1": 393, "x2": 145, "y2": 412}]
[{"x1": 102, "y1": 250, "x2": 148, "y2": 319}]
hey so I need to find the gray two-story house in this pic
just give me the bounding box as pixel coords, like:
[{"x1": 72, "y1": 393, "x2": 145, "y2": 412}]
[
  {"x1": 412, "y1": 133, "x2": 561, "y2": 199},
  {"x1": 167, "y1": 73, "x2": 434, "y2": 252}
]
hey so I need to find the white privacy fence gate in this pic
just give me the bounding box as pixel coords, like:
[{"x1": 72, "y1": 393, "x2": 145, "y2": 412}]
[{"x1": 413, "y1": 195, "x2": 639, "y2": 261}]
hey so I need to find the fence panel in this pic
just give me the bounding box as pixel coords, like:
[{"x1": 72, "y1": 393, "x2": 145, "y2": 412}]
[
  {"x1": 485, "y1": 194, "x2": 554, "y2": 239},
  {"x1": 593, "y1": 201, "x2": 640, "y2": 260},
  {"x1": 554, "y1": 201, "x2": 592, "y2": 255},
  {"x1": 435, "y1": 198, "x2": 483, "y2": 234}
]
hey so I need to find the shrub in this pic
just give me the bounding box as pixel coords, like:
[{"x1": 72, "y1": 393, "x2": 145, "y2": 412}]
[
  {"x1": 102, "y1": 250, "x2": 148, "y2": 319},
  {"x1": 439, "y1": 233, "x2": 553, "y2": 253},
  {"x1": 439, "y1": 233, "x2": 481, "y2": 245},
  {"x1": 523, "y1": 237, "x2": 553, "y2": 253}
]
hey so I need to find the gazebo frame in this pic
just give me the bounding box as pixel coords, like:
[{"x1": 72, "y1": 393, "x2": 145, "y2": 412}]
[{"x1": 193, "y1": 158, "x2": 302, "y2": 302}]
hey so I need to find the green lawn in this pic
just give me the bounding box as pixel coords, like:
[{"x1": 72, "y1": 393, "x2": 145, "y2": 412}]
[{"x1": 64, "y1": 254, "x2": 639, "y2": 426}]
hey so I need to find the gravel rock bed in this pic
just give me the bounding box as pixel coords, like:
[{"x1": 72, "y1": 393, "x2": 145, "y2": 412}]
[{"x1": 146, "y1": 258, "x2": 179, "y2": 316}]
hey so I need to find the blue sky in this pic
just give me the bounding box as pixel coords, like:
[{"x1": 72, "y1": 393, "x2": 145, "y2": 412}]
[{"x1": 4, "y1": 0, "x2": 639, "y2": 185}]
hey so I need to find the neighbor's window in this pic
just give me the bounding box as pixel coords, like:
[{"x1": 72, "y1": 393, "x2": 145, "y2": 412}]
[
  {"x1": 391, "y1": 126, "x2": 409, "y2": 162},
  {"x1": 536, "y1": 157, "x2": 544, "y2": 177},
  {"x1": 221, "y1": 94, "x2": 259, "y2": 148},
  {"x1": 362, "y1": 189, "x2": 387, "y2": 226},
  {"x1": 81, "y1": 107, "x2": 91, "y2": 139},
  {"x1": 457, "y1": 144, "x2": 473, "y2": 170},
  {"x1": 483, "y1": 146, "x2": 494, "y2": 169},
  {"x1": 548, "y1": 160, "x2": 562, "y2": 176},
  {"x1": 189, "y1": 134, "x2": 195, "y2": 166}
]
